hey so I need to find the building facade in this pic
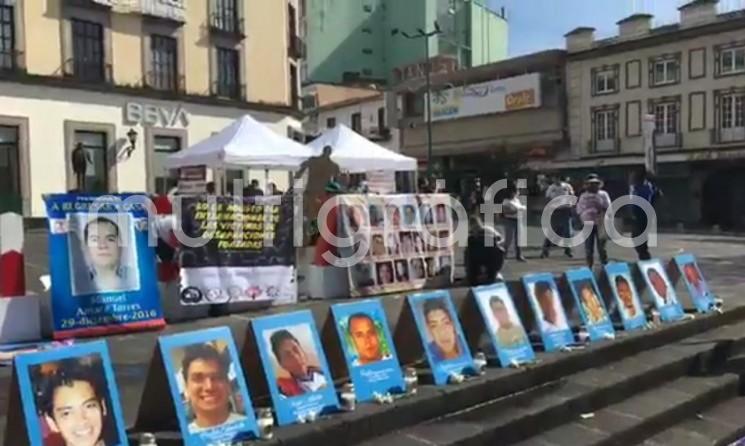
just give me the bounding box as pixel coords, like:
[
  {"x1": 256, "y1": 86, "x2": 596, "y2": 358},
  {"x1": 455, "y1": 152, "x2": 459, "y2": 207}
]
[
  {"x1": 0, "y1": 0, "x2": 303, "y2": 217},
  {"x1": 560, "y1": 0, "x2": 745, "y2": 228},
  {"x1": 395, "y1": 50, "x2": 567, "y2": 196},
  {"x1": 304, "y1": 0, "x2": 508, "y2": 85}
]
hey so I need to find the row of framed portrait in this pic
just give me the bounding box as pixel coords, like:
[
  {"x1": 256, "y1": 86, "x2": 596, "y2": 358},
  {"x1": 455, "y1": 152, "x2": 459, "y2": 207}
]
[{"x1": 8, "y1": 253, "x2": 715, "y2": 445}]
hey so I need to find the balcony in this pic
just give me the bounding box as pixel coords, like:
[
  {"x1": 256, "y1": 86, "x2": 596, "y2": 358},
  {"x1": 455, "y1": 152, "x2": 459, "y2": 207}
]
[
  {"x1": 288, "y1": 35, "x2": 306, "y2": 60},
  {"x1": 588, "y1": 138, "x2": 620, "y2": 154},
  {"x1": 366, "y1": 127, "x2": 393, "y2": 142},
  {"x1": 144, "y1": 71, "x2": 185, "y2": 93},
  {"x1": 654, "y1": 132, "x2": 683, "y2": 149},
  {"x1": 64, "y1": 0, "x2": 113, "y2": 9},
  {"x1": 0, "y1": 49, "x2": 23, "y2": 72},
  {"x1": 209, "y1": 13, "x2": 245, "y2": 38},
  {"x1": 63, "y1": 58, "x2": 113, "y2": 84},
  {"x1": 211, "y1": 81, "x2": 246, "y2": 101},
  {"x1": 712, "y1": 127, "x2": 745, "y2": 144}
]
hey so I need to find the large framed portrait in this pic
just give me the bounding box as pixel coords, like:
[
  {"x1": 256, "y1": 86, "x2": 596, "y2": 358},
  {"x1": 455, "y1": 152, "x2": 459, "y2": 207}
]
[
  {"x1": 521, "y1": 273, "x2": 574, "y2": 352},
  {"x1": 331, "y1": 299, "x2": 405, "y2": 401},
  {"x1": 252, "y1": 310, "x2": 338, "y2": 426},
  {"x1": 604, "y1": 263, "x2": 647, "y2": 331},
  {"x1": 13, "y1": 341, "x2": 128, "y2": 446},
  {"x1": 673, "y1": 253, "x2": 716, "y2": 314},
  {"x1": 638, "y1": 259, "x2": 684, "y2": 322},
  {"x1": 565, "y1": 268, "x2": 614, "y2": 341},
  {"x1": 158, "y1": 327, "x2": 258, "y2": 445}
]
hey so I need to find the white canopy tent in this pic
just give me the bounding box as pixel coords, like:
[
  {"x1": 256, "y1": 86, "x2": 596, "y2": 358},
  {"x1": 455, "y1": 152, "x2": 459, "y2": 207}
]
[
  {"x1": 165, "y1": 114, "x2": 312, "y2": 170},
  {"x1": 306, "y1": 124, "x2": 417, "y2": 173}
]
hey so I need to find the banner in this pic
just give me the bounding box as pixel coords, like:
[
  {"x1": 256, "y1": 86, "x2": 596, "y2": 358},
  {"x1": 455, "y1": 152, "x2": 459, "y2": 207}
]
[
  {"x1": 178, "y1": 195, "x2": 296, "y2": 305},
  {"x1": 337, "y1": 194, "x2": 455, "y2": 298},
  {"x1": 44, "y1": 194, "x2": 165, "y2": 339}
]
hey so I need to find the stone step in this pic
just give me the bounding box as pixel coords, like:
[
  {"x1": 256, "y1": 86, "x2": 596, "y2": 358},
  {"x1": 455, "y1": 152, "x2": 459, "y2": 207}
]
[
  {"x1": 639, "y1": 396, "x2": 745, "y2": 446},
  {"x1": 355, "y1": 321, "x2": 745, "y2": 446},
  {"x1": 515, "y1": 374, "x2": 739, "y2": 446}
]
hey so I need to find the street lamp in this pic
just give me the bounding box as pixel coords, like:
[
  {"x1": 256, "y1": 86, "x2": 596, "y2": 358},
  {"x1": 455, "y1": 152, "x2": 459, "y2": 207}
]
[{"x1": 392, "y1": 22, "x2": 443, "y2": 176}]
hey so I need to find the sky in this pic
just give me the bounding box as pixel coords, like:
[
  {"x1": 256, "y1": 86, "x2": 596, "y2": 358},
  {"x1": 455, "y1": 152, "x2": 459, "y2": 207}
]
[{"x1": 488, "y1": 0, "x2": 745, "y2": 56}]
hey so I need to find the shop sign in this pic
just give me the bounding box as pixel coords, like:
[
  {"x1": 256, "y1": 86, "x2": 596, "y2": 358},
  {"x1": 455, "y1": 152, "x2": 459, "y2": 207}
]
[
  {"x1": 393, "y1": 55, "x2": 458, "y2": 83},
  {"x1": 124, "y1": 102, "x2": 190, "y2": 128}
]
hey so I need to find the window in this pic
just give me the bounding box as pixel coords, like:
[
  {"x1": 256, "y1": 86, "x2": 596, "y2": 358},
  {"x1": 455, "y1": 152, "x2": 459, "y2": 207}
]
[
  {"x1": 377, "y1": 107, "x2": 386, "y2": 132},
  {"x1": 71, "y1": 19, "x2": 106, "y2": 82},
  {"x1": 0, "y1": 0, "x2": 15, "y2": 70},
  {"x1": 290, "y1": 63, "x2": 299, "y2": 109},
  {"x1": 593, "y1": 68, "x2": 618, "y2": 95},
  {"x1": 654, "y1": 102, "x2": 678, "y2": 134},
  {"x1": 720, "y1": 46, "x2": 745, "y2": 75},
  {"x1": 351, "y1": 113, "x2": 362, "y2": 132},
  {"x1": 404, "y1": 92, "x2": 424, "y2": 117},
  {"x1": 653, "y1": 58, "x2": 679, "y2": 85},
  {"x1": 0, "y1": 125, "x2": 21, "y2": 213},
  {"x1": 74, "y1": 131, "x2": 108, "y2": 194},
  {"x1": 362, "y1": 48, "x2": 373, "y2": 55},
  {"x1": 216, "y1": 47, "x2": 241, "y2": 99},
  {"x1": 211, "y1": 0, "x2": 242, "y2": 35},
  {"x1": 152, "y1": 136, "x2": 181, "y2": 195},
  {"x1": 150, "y1": 35, "x2": 178, "y2": 91},
  {"x1": 721, "y1": 94, "x2": 745, "y2": 129},
  {"x1": 326, "y1": 117, "x2": 336, "y2": 128},
  {"x1": 593, "y1": 108, "x2": 618, "y2": 152}
]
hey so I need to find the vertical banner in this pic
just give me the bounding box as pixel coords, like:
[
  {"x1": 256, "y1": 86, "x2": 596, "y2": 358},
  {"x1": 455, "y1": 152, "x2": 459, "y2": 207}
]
[
  {"x1": 44, "y1": 194, "x2": 165, "y2": 339},
  {"x1": 522, "y1": 273, "x2": 574, "y2": 352},
  {"x1": 339, "y1": 194, "x2": 454, "y2": 297},
  {"x1": 642, "y1": 114, "x2": 657, "y2": 176},
  {"x1": 638, "y1": 259, "x2": 685, "y2": 322},
  {"x1": 604, "y1": 263, "x2": 647, "y2": 331},
  {"x1": 565, "y1": 268, "x2": 615, "y2": 341},
  {"x1": 177, "y1": 195, "x2": 296, "y2": 306},
  {"x1": 673, "y1": 253, "x2": 716, "y2": 314}
]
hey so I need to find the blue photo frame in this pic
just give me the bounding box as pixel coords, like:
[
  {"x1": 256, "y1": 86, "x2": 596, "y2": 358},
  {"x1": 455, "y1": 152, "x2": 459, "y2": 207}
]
[
  {"x1": 252, "y1": 310, "x2": 339, "y2": 426},
  {"x1": 158, "y1": 327, "x2": 259, "y2": 445},
  {"x1": 14, "y1": 341, "x2": 129, "y2": 446},
  {"x1": 472, "y1": 283, "x2": 535, "y2": 367},
  {"x1": 407, "y1": 290, "x2": 474, "y2": 385},
  {"x1": 331, "y1": 299, "x2": 405, "y2": 401},
  {"x1": 565, "y1": 268, "x2": 615, "y2": 341},
  {"x1": 674, "y1": 253, "x2": 716, "y2": 314},
  {"x1": 604, "y1": 263, "x2": 647, "y2": 331},
  {"x1": 522, "y1": 273, "x2": 574, "y2": 352},
  {"x1": 638, "y1": 259, "x2": 685, "y2": 322}
]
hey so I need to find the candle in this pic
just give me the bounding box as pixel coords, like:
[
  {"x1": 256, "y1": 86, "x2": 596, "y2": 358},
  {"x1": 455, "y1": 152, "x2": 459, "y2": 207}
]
[
  {"x1": 257, "y1": 408, "x2": 274, "y2": 439},
  {"x1": 473, "y1": 351, "x2": 487, "y2": 375},
  {"x1": 404, "y1": 367, "x2": 418, "y2": 395},
  {"x1": 341, "y1": 383, "x2": 356, "y2": 411}
]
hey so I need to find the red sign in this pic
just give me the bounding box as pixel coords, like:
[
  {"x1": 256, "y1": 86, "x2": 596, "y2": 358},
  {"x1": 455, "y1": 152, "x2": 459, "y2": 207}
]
[{"x1": 394, "y1": 55, "x2": 458, "y2": 83}]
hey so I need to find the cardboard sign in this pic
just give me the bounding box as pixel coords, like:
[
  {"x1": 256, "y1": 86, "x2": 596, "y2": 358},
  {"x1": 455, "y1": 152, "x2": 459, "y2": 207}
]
[
  {"x1": 673, "y1": 253, "x2": 716, "y2": 314},
  {"x1": 604, "y1": 263, "x2": 647, "y2": 331},
  {"x1": 330, "y1": 299, "x2": 405, "y2": 401},
  {"x1": 43, "y1": 194, "x2": 165, "y2": 339},
  {"x1": 471, "y1": 283, "x2": 535, "y2": 367},
  {"x1": 407, "y1": 290, "x2": 474, "y2": 385},
  {"x1": 522, "y1": 273, "x2": 574, "y2": 352},
  {"x1": 565, "y1": 268, "x2": 615, "y2": 341},
  {"x1": 251, "y1": 310, "x2": 338, "y2": 426},
  {"x1": 9, "y1": 341, "x2": 129, "y2": 446},
  {"x1": 157, "y1": 328, "x2": 259, "y2": 445},
  {"x1": 638, "y1": 259, "x2": 685, "y2": 322}
]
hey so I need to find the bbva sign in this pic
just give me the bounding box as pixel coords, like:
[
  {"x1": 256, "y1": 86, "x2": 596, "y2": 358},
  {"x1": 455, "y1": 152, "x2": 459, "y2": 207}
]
[{"x1": 124, "y1": 102, "x2": 190, "y2": 128}]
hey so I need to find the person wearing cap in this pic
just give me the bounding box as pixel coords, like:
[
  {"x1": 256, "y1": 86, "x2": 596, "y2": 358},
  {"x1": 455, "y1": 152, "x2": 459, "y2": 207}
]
[{"x1": 576, "y1": 174, "x2": 611, "y2": 268}]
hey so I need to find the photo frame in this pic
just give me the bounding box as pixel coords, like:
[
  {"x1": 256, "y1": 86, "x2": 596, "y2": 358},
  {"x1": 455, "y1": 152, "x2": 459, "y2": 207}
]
[
  {"x1": 521, "y1": 273, "x2": 574, "y2": 352},
  {"x1": 330, "y1": 299, "x2": 405, "y2": 401},
  {"x1": 251, "y1": 310, "x2": 338, "y2": 426},
  {"x1": 638, "y1": 259, "x2": 685, "y2": 322},
  {"x1": 673, "y1": 253, "x2": 716, "y2": 314},
  {"x1": 472, "y1": 283, "x2": 535, "y2": 367},
  {"x1": 407, "y1": 290, "x2": 474, "y2": 385},
  {"x1": 565, "y1": 268, "x2": 614, "y2": 341},
  {"x1": 157, "y1": 327, "x2": 259, "y2": 445},
  {"x1": 604, "y1": 263, "x2": 647, "y2": 331}
]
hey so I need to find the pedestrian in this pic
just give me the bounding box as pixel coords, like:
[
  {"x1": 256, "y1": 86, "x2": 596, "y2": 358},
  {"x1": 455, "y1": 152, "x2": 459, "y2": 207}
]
[
  {"x1": 466, "y1": 214, "x2": 505, "y2": 285},
  {"x1": 576, "y1": 173, "x2": 610, "y2": 268},
  {"x1": 541, "y1": 175, "x2": 575, "y2": 258},
  {"x1": 629, "y1": 168, "x2": 661, "y2": 261},
  {"x1": 244, "y1": 179, "x2": 264, "y2": 197},
  {"x1": 501, "y1": 187, "x2": 527, "y2": 262}
]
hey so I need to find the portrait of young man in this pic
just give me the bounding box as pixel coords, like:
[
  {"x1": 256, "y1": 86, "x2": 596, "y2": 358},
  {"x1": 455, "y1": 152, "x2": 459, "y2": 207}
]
[
  {"x1": 488, "y1": 296, "x2": 527, "y2": 348},
  {"x1": 178, "y1": 343, "x2": 246, "y2": 433},
  {"x1": 270, "y1": 329, "x2": 328, "y2": 397},
  {"x1": 532, "y1": 281, "x2": 568, "y2": 333},
  {"x1": 346, "y1": 313, "x2": 391, "y2": 366},
  {"x1": 614, "y1": 275, "x2": 639, "y2": 318},
  {"x1": 422, "y1": 298, "x2": 463, "y2": 362},
  {"x1": 646, "y1": 267, "x2": 676, "y2": 306}
]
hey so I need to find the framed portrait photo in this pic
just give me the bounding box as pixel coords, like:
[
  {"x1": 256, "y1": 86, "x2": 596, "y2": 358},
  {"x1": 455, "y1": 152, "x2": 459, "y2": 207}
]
[
  {"x1": 158, "y1": 327, "x2": 259, "y2": 445},
  {"x1": 252, "y1": 310, "x2": 338, "y2": 426},
  {"x1": 638, "y1": 259, "x2": 684, "y2": 322},
  {"x1": 604, "y1": 263, "x2": 647, "y2": 331},
  {"x1": 13, "y1": 341, "x2": 128, "y2": 446},
  {"x1": 521, "y1": 273, "x2": 574, "y2": 352},
  {"x1": 408, "y1": 290, "x2": 474, "y2": 385},
  {"x1": 565, "y1": 268, "x2": 614, "y2": 341},
  {"x1": 331, "y1": 299, "x2": 405, "y2": 401},
  {"x1": 472, "y1": 283, "x2": 535, "y2": 367},
  {"x1": 674, "y1": 253, "x2": 716, "y2": 314}
]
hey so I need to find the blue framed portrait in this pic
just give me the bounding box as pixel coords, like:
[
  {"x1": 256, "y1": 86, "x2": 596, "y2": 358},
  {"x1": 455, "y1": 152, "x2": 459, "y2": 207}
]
[
  {"x1": 158, "y1": 327, "x2": 259, "y2": 445},
  {"x1": 521, "y1": 273, "x2": 574, "y2": 352},
  {"x1": 252, "y1": 310, "x2": 339, "y2": 426},
  {"x1": 407, "y1": 290, "x2": 474, "y2": 385},
  {"x1": 14, "y1": 341, "x2": 129, "y2": 446},
  {"x1": 472, "y1": 283, "x2": 535, "y2": 367},
  {"x1": 331, "y1": 299, "x2": 405, "y2": 401},
  {"x1": 604, "y1": 263, "x2": 647, "y2": 331},
  {"x1": 638, "y1": 259, "x2": 685, "y2": 322},
  {"x1": 565, "y1": 268, "x2": 614, "y2": 341},
  {"x1": 674, "y1": 253, "x2": 716, "y2": 314}
]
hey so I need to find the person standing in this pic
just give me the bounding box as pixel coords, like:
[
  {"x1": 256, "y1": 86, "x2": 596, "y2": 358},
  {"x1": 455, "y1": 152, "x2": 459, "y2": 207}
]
[
  {"x1": 629, "y1": 169, "x2": 661, "y2": 261},
  {"x1": 576, "y1": 174, "x2": 611, "y2": 268},
  {"x1": 502, "y1": 188, "x2": 527, "y2": 262},
  {"x1": 466, "y1": 214, "x2": 505, "y2": 286},
  {"x1": 541, "y1": 175, "x2": 575, "y2": 258}
]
